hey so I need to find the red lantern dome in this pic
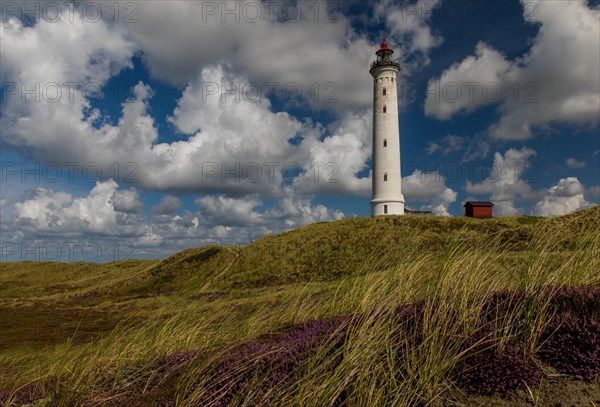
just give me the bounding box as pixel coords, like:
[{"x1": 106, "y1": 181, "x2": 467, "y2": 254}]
[{"x1": 379, "y1": 38, "x2": 392, "y2": 52}]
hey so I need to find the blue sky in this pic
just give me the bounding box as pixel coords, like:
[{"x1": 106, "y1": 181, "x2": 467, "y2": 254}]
[{"x1": 1, "y1": 0, "x2": 599, "y2": 261}]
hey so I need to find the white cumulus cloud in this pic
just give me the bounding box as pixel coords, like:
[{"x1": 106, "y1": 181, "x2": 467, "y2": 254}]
[
  {"x1": 425, "y1": 0, "x2": 600, "y2": 140},
  {"x1": 13, "y1": 180, "x2": 146, "y2": 237},
  {"x1": 466, "y1": 147, "x2": 539, "y2": 216},
  {"x1": 151, "y1": 195, "x2": 182, "y2": 215},
  {"x1": 375, "y1": 0, "x2": 443, "y2": 70},
  {"x1": 111, "y1": 188, "x2": 143, "y2": 213},
  {"x1": 532, "y1": 177, "x2": 591, "y2": 216},
  {"x1": 403, "y1": 170, "x2": 457, "y2": 215}
]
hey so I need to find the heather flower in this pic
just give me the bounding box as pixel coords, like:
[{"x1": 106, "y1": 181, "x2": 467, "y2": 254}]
[
  {"x1": 142, "y1": 286, "x2": 600, "y2": 403},
  {"x1": 457, "y1": 343, "x2": 541, "y2": 395},
  {"x1": 538, "y1": 319, "x2": 600, "y2": 380},
  {"x1": 549, "y1": 286, "x2": 600, "y2": 322},
  {"x1": 201, "y1": 315, "x2": 349, "y2": 405}
]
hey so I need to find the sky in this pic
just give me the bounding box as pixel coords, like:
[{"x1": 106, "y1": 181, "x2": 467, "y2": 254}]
[{"x1": 0, "y1": 0, "x2": 599, "y2": 262}]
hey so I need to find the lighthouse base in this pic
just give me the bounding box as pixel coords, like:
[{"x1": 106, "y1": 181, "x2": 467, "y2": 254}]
[{"x1": 371, "y1": 198, "x2": 405, "y2": 216}]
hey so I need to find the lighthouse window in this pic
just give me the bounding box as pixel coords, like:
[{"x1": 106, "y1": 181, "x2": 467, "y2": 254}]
[
  {"x1": 384, "y1": 173, "x2": 388, "y2": 182},
  {"x1": 383, "y1": 106, "x2": 387, "y2": 113},
  {"x1": 383, "y1": 88, "x2": 386, "y2": 96},
  {"x1": 384, "y1": 205, "x2": 388, "y2": 214},
  {"x1": 383, "y1": 139, "x2": 387, "y2": 147}
]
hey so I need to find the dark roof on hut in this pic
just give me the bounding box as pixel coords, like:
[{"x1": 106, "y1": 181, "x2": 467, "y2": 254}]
[{"x1": 463, "y1": 201, "x2": 494, "y2": 207}]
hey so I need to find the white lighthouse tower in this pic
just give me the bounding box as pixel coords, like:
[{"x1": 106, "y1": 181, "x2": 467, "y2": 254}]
[{"x1": 370, "y1": 39, "x2": 405, "y2": 216}]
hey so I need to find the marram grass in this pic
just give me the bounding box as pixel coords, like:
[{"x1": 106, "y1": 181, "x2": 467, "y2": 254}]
[{"x1": 0, "y1": 206, "x2": 599, "y2": 406}]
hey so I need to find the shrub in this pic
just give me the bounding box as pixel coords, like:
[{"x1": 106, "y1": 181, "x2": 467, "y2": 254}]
[
  {"x1": 549, "y1": 286, "x2": 600, "y2": 322},
  {"x1": 458, "y1": 343, "x2": 541, "y2": 395},
  {"x1": 538, "y1": 319, "x2": 600, "y2": 380},
  {"x1": 201, "y1": 315, "x2": 349, "y2": 406},
  {"x1": 536, "y1": 286, "x2": 600, "y2": 380}
]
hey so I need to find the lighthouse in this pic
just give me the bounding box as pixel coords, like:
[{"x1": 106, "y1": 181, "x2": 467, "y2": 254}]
[{"x1": 370, "y1": 39, "x2": 405, "y2": 216}]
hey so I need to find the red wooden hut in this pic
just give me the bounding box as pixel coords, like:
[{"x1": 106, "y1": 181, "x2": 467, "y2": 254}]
[{"x1": 463, "y1": 201, "x2": 493, "y2": 218}]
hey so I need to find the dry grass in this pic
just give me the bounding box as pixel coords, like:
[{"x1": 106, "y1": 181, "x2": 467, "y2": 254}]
[{"x1": 0, "y1": 206, "x2": 598, "y2": 406}]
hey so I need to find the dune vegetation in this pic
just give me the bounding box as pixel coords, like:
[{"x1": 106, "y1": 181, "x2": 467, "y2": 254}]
[{"x1": 1, "y1": 206, "x2": 599, "y2": 406}]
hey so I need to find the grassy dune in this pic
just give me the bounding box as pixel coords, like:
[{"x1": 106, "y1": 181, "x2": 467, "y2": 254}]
[{"x1": 0, "y1": 207, "x2": 599, "y2": 405}]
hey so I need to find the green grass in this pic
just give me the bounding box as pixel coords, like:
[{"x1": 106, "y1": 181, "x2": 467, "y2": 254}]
[{"x1": 0, "y1": 206, "x2": 599, "y2": 405}]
